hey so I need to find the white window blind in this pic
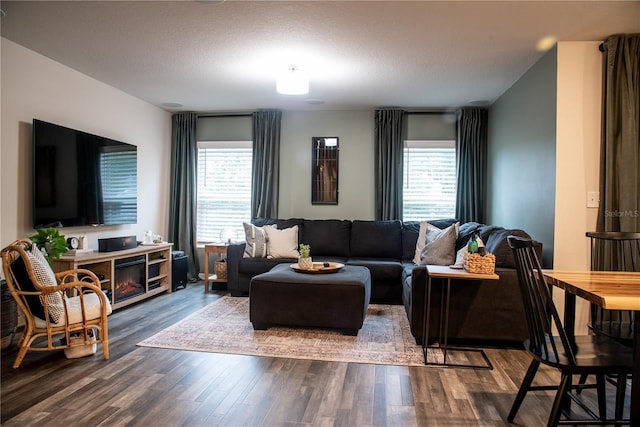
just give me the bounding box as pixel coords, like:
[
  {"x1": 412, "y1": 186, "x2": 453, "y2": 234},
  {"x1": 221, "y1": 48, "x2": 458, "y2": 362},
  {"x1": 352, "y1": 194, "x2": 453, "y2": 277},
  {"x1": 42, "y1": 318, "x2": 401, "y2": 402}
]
[
  {"x1": 403, "y1": 140, "x2": 457, "y2": 220},
  {"x1": 197, "y1": 141, "x2": 252, "y2": 243},
  {"x1": 100, "y1": 150, "x2": 137, "y2": 224}
]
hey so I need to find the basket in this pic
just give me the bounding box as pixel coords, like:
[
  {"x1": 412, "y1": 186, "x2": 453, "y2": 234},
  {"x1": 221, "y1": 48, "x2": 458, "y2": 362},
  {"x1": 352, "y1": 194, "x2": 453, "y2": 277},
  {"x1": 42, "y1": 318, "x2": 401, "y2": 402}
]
[
  {"x1": 214, "y1": 260, "x2": 227, "y2": 280},
  {"x1": 463, "y1": 251, "x2": 496, "y2": 274}
]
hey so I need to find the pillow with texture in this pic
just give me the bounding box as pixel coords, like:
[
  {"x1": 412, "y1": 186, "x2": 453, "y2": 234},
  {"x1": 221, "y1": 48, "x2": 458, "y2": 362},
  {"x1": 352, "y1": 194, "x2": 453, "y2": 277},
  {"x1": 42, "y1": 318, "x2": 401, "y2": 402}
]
[
  {"x1": 264, "y1": 225, "x2": 299, "y2": 259},
  {"x1": 418, "y1": 222, "x2": 460, "y2": 266},
  {"x1": 413, "y1": 221, "x2": 429, "y2": 264},
  {"x1": 27, "y1": 245, "x2": 65, "y2": 323},
  {"x1": 243, "y1": 223, "x2": 275, "y2": 258}
]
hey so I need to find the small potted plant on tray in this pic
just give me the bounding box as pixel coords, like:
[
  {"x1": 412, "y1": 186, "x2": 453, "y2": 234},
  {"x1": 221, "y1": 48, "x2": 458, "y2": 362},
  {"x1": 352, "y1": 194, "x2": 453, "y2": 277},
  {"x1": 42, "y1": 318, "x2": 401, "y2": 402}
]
[{"x1": 298, "y1": 243, "x2": 313, "y2": 270}]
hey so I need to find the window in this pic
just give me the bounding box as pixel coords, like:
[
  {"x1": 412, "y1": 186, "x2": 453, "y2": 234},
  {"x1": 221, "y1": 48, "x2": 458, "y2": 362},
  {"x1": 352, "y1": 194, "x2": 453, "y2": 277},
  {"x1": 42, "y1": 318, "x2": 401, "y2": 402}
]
[
  {"x1": 197, "y1": 141, "x2": 252, "y2": 243},
  {"x1": 100, "y1": 149, "x2": 137, "y2": 224},
  {"x1": 403, "y1": 140, "x2": 457, "y2": 220}
]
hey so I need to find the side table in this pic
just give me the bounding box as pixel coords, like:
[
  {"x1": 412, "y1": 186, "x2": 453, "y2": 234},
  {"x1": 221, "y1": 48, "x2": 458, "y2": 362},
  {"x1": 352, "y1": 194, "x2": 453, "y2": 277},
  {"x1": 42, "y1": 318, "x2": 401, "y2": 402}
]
[
  {"x1": 203, "y1": 243, "x2": 229, "y2": 293},
  {"x1": 423, "y1": 265, "x2": 499, "y2": 369}
]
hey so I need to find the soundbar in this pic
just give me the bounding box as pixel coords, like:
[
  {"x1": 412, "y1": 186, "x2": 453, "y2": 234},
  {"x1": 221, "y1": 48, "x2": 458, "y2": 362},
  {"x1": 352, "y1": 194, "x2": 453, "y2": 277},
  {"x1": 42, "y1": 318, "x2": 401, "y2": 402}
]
[{"x1": 98, "y1": 236, "x2": 137, "y2": 252}]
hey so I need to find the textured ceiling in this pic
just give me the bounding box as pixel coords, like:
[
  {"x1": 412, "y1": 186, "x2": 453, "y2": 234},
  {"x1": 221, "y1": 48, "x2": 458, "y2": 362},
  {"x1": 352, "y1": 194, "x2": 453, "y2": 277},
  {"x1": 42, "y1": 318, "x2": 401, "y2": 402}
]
[{"x1": 2, "y1": 1, "x2": 639, "y2": 112}]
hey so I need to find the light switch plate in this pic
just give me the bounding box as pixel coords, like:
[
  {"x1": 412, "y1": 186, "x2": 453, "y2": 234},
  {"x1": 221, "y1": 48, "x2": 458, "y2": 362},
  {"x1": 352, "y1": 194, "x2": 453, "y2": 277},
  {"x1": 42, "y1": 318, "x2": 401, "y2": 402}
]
[{"x1": 587, "y1": 191, "x2": 599, "y2": 208}]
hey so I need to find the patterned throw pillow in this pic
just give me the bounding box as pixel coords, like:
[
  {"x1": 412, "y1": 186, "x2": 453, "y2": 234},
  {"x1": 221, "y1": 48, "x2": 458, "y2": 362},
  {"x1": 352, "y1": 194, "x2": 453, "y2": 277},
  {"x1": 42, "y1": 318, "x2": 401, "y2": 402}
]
[
  {"x1": 26, "y1": 245, "x2": 66, "y2": 323},
  {"x1": 243, "y1": 223, "x2": 276, "y2": 258}
]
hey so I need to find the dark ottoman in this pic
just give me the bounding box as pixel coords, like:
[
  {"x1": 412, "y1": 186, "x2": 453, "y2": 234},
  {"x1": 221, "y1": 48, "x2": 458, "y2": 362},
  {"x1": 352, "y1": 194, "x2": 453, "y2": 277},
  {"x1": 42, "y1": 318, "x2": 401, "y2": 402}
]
[{"x1": 250, "y1": 263, "x2": 371, "y2": 335}]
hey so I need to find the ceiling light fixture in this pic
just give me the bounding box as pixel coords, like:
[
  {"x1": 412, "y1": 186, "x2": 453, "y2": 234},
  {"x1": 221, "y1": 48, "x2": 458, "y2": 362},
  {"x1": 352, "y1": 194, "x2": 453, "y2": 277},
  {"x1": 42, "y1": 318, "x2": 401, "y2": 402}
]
[{"x1": 277, "y1": 65, "x2": 309, "y2": 95}]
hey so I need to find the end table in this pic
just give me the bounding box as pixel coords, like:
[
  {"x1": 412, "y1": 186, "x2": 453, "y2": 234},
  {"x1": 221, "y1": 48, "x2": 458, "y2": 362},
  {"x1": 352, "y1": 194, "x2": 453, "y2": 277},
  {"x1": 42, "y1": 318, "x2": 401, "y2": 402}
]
[{"x1": 203, "y1": 243, "x2": 229, "y2": 293}]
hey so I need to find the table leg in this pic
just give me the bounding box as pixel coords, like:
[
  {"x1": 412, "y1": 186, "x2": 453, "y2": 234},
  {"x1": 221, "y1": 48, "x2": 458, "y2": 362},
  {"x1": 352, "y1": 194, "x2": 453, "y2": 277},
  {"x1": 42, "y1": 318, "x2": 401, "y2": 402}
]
[
  {"x1": 631, "y1": 311, "x2": 639, "y2": 424},
  {"x1": 204, "y1": 248, "x2": 210, "y2": 293},
  {"x1": 423, "y1": 275, "x2": 492, "y2": 369}
]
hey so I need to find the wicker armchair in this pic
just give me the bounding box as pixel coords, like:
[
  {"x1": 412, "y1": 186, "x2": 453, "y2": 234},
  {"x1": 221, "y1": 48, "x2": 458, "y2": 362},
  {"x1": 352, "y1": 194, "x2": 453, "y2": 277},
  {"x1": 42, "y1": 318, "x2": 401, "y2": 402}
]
[{"x1": 1, "y1": 239, "x2": 111, "y2": 368}]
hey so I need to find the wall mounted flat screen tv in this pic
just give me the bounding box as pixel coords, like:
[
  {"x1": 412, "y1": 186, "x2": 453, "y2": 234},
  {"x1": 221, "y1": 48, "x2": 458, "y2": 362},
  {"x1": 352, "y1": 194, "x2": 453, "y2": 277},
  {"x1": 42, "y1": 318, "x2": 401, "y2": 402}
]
[{"x1": 33, "y1": 119, "x2": 137, "y2": 228}]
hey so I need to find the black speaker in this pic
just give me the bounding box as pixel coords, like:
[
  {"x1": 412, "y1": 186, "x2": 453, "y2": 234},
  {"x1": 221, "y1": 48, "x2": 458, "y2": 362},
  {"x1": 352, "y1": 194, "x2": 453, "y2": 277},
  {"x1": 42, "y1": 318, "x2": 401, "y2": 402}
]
[
  {"x1": 172, "y1": 255, "x2": 188, "y2": 291},
  {"x1": 98, "y1": 236, "x2": 137, "y2": 252}
]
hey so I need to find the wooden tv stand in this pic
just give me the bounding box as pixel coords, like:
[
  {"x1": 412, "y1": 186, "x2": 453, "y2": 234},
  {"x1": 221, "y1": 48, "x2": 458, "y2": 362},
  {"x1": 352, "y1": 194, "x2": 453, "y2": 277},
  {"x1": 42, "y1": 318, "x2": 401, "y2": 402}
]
[{"x1": 52, "y1": 243, "x2": 172, "y2": 310}]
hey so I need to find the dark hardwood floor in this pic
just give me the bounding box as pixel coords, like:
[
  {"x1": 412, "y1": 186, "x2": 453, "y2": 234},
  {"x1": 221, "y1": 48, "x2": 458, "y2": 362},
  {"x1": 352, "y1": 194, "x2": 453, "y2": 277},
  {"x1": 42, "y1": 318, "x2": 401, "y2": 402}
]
[{"x1": 1, "y1": 283, "x2": 630, "y2": 426}]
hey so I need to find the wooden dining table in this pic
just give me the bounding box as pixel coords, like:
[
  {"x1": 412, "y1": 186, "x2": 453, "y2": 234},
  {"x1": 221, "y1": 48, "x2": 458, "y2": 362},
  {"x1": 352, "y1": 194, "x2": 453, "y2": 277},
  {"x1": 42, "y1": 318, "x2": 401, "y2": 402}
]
[{"x1": 542, "y1": 270, "x2": 640, "y2": 424}]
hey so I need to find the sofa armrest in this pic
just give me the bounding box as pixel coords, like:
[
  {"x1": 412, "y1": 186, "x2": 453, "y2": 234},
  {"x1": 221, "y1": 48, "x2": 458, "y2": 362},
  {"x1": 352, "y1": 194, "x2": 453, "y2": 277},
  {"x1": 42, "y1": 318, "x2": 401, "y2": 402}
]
[{"x1": 226, "y1": 243, "x2": 245, "y2": 296}]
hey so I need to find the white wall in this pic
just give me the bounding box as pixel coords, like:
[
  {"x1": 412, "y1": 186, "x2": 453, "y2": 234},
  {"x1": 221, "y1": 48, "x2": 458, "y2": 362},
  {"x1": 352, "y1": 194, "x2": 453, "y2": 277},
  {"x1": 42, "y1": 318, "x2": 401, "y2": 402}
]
[
  {"x1": 1, "y1": 38, "x2": 172, "y2": 251},
  {"x1": 554, "y1": 41, "x2": 603, "y2": 333}
]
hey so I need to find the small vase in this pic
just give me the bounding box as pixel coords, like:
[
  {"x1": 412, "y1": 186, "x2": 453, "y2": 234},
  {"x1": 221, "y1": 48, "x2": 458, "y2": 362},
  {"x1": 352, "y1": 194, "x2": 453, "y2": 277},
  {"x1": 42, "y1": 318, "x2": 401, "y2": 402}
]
[{"x1": 299, "y1": 257, "x2": 313, "y2": 270}]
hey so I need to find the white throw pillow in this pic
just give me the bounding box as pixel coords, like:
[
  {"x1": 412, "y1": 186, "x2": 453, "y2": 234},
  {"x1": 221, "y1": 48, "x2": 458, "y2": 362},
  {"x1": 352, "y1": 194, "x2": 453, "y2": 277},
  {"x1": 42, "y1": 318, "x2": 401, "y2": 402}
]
[
  {"x1": 243, "y1": 223, "x2": 276, "y2": 258},
  {"x1": 27, "y1": 244, "x2": 65, "y2": 323},
  {"x1": 418, "y1": 222, "x2": 460, "y2": 266},
  {"x1": 264, "y1": 225, "x2": 299, "y2": 259}
]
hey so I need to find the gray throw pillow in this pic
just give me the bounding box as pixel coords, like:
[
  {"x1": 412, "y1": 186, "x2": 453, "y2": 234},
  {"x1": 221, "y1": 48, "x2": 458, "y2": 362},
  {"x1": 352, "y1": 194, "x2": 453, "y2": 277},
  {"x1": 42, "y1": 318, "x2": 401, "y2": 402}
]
[{"x1": 418, "y1": 222, "x2": 459, "y2": 265}]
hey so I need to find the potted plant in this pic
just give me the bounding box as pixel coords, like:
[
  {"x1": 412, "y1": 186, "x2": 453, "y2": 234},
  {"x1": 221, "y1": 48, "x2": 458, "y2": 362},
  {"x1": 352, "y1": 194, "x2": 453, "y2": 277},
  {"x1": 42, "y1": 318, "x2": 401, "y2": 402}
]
[
  {"x1": 298, "y1": 243, "x2": 313, "y2": 270},
  {"x1": 29, "y1": 227, "x2": 68, "y2": 265}
]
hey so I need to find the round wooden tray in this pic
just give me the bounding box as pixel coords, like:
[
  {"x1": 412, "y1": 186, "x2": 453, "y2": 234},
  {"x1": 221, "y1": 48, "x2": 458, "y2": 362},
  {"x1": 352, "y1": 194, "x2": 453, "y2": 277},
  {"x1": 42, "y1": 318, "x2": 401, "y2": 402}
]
[{"x1": 290, "y1": 262, "x2": 344, "y2": 274}]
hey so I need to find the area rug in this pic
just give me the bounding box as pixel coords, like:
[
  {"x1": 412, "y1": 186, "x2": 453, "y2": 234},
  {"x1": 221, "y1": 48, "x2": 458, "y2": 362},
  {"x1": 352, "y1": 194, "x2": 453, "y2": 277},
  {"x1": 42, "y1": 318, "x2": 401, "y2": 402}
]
[{"x1": 137, "y1": 296, "x2": 424, "y2": 366}]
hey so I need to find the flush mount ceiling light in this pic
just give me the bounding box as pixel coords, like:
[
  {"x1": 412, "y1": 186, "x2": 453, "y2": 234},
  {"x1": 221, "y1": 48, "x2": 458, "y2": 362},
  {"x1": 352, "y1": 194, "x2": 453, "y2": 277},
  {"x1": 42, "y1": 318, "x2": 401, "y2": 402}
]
[{"x1": 276, "y1": 65, "x2": 309, "y2": 95}]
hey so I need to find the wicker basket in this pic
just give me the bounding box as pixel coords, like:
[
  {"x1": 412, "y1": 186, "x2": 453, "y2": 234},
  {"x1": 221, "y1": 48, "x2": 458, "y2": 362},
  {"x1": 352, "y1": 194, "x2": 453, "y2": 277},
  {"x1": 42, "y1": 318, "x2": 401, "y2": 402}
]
[
  {"x1": 214, "y1": 260, "x2": 227, "y2": 280},
  {"x1": 463, "y1": 251, "x2": 496, "y2": 274}
]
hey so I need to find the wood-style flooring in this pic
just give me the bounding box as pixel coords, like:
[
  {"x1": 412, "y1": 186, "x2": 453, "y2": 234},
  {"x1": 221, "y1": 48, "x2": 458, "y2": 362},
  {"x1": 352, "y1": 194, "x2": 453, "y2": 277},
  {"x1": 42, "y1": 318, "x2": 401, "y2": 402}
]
[{"x1": 1, "y1": 283, "x2": 630, "y2": 426}]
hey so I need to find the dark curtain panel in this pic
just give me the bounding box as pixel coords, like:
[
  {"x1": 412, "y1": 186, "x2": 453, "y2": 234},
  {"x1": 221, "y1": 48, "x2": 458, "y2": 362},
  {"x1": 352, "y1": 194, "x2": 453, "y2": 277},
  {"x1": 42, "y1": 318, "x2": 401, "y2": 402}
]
[
  {"x1": 598, "y1": 34, "x2": 640, "y2": 232},
  {"x1": 374, "y1": 109, "x2": 405, "y2": 220},
  {"x1": 251, "y1": 110, "x2": 282, "y2": 218},
  {"x1": 455, "y1": 107, "x2": 488, "y2": 223},
  {"x1": 169, "y1": 112, "x2": 199, "y2": 279}
]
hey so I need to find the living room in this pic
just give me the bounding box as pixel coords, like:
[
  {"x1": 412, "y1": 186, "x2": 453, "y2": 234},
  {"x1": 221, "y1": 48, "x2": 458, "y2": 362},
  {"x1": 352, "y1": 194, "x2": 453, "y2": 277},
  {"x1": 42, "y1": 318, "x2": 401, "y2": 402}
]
[{"x1": 2, "y1": 1, "x2": 639, "y2": 425}]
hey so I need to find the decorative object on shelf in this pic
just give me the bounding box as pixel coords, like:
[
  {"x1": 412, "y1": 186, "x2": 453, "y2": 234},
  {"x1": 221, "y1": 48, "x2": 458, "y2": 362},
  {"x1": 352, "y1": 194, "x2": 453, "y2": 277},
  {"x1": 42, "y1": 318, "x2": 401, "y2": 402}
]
[
  {"x1": 312, "y1": 137, "x2": 339, "y2": 205},
  {"x1": 298, "y1": 243, "x2": 312, "y2": 270},
  {"x1": 29, "y1": 227, "x2": 68, "y2": 264},
  {"x1": 144, "y1": 230, "x2": 154, "y2": 244}
]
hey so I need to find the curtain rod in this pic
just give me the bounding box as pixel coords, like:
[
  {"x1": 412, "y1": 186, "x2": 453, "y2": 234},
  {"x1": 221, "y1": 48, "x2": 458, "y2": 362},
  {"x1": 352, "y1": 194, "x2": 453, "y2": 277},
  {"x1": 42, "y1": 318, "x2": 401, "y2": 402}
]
[
  {"x1": 198, "y1": 113, "x2": 252, "y2": 118},
  {"x1": 405, "y1": 111, "x2": 454, "y2": 115}
]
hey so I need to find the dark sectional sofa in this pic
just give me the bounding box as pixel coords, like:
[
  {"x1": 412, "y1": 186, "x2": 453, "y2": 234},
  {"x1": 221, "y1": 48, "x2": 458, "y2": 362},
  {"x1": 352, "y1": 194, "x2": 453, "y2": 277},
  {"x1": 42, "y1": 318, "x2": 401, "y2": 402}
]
[{"x1": 226, "y1": 218, "x2": 542, "y2": 346}]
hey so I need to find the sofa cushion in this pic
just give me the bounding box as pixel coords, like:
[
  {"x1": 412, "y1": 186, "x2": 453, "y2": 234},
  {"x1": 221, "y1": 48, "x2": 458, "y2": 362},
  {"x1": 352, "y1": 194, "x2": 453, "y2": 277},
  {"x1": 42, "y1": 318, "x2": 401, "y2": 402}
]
[
  {"x1": 252, "y1": 217, "x2": 304, "y2": 233},
  {"x1": 485, "y1": 228, "x2": 532, "y2": 268},
  {"x1": 350, "y1": 220, "x2": 402, "y2": 259},
  {"x1": 301, "y1": 220, "x2": 351, "y2": 257},
  {"x1": 418, "y1": 222, "x2": 459, "y2": 265},
  {"x1": 264, "y1": 225, "x2": 299, "y2": 259}
]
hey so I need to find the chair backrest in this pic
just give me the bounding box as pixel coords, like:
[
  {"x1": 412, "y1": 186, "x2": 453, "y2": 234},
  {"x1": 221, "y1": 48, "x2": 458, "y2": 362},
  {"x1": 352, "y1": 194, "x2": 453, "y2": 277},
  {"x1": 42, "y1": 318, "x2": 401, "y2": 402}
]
[
  {"x1": 587, "y1": 231, "x2": 640, "y2": 272},
  {"x1": 1, "y1": 239, "x2": 60, "y2": 323},
  {"x1": 586, "y1": 231, "x2": 640, "y2": 342},
  {"x1": 507, "y1": 235, "x2": 577, "y2": 365}
]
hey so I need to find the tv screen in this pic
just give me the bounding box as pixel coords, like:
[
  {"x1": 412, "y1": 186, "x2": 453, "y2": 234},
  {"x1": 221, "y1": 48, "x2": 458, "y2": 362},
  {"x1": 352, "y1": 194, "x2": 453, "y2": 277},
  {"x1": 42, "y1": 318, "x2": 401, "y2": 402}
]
[{"x1": 33, "y1": 119, "x2": 137, "y2": 228}]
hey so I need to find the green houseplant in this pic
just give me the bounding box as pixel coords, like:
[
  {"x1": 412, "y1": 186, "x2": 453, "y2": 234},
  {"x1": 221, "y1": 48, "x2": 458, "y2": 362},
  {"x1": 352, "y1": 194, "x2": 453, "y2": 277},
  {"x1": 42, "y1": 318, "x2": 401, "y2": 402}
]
[
  {"x1": 298, "y1": 243, "x2": 313, "y2": 270},
  {"x1": 30, "y1": 227, "x2": 68, "y2": 264}
]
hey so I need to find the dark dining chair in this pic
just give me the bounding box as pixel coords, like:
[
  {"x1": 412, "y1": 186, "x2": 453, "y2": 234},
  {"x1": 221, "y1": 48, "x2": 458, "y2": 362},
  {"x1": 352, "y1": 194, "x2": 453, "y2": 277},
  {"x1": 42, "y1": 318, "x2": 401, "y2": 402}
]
[
  {"x1": 507, "y1": 235, "x2": 632, "y2": 426},
  {"x1": 586, "y1": 231, "x2": 640, "y2": 346}
]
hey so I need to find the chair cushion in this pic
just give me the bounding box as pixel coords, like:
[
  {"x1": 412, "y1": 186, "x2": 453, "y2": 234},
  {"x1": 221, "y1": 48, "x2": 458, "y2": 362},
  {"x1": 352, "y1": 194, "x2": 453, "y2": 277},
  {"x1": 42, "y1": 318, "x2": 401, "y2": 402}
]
[
  {"x1": 34, "y1": 291, "x2": 112, "y2": 328},
  {"x1": 10, "y1": 245, "x2": 65, "y2": 323}
]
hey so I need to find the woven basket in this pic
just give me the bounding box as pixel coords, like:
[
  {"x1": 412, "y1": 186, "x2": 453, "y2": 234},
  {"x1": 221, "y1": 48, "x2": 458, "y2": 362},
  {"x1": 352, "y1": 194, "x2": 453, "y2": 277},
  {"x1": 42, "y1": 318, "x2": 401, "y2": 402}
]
[
  {"x1": 214, "y1": 260, "x2": 227, "y2": 280},
  {"x1": 463, "y1": 251, "x2": 496, "y2": 274}
]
